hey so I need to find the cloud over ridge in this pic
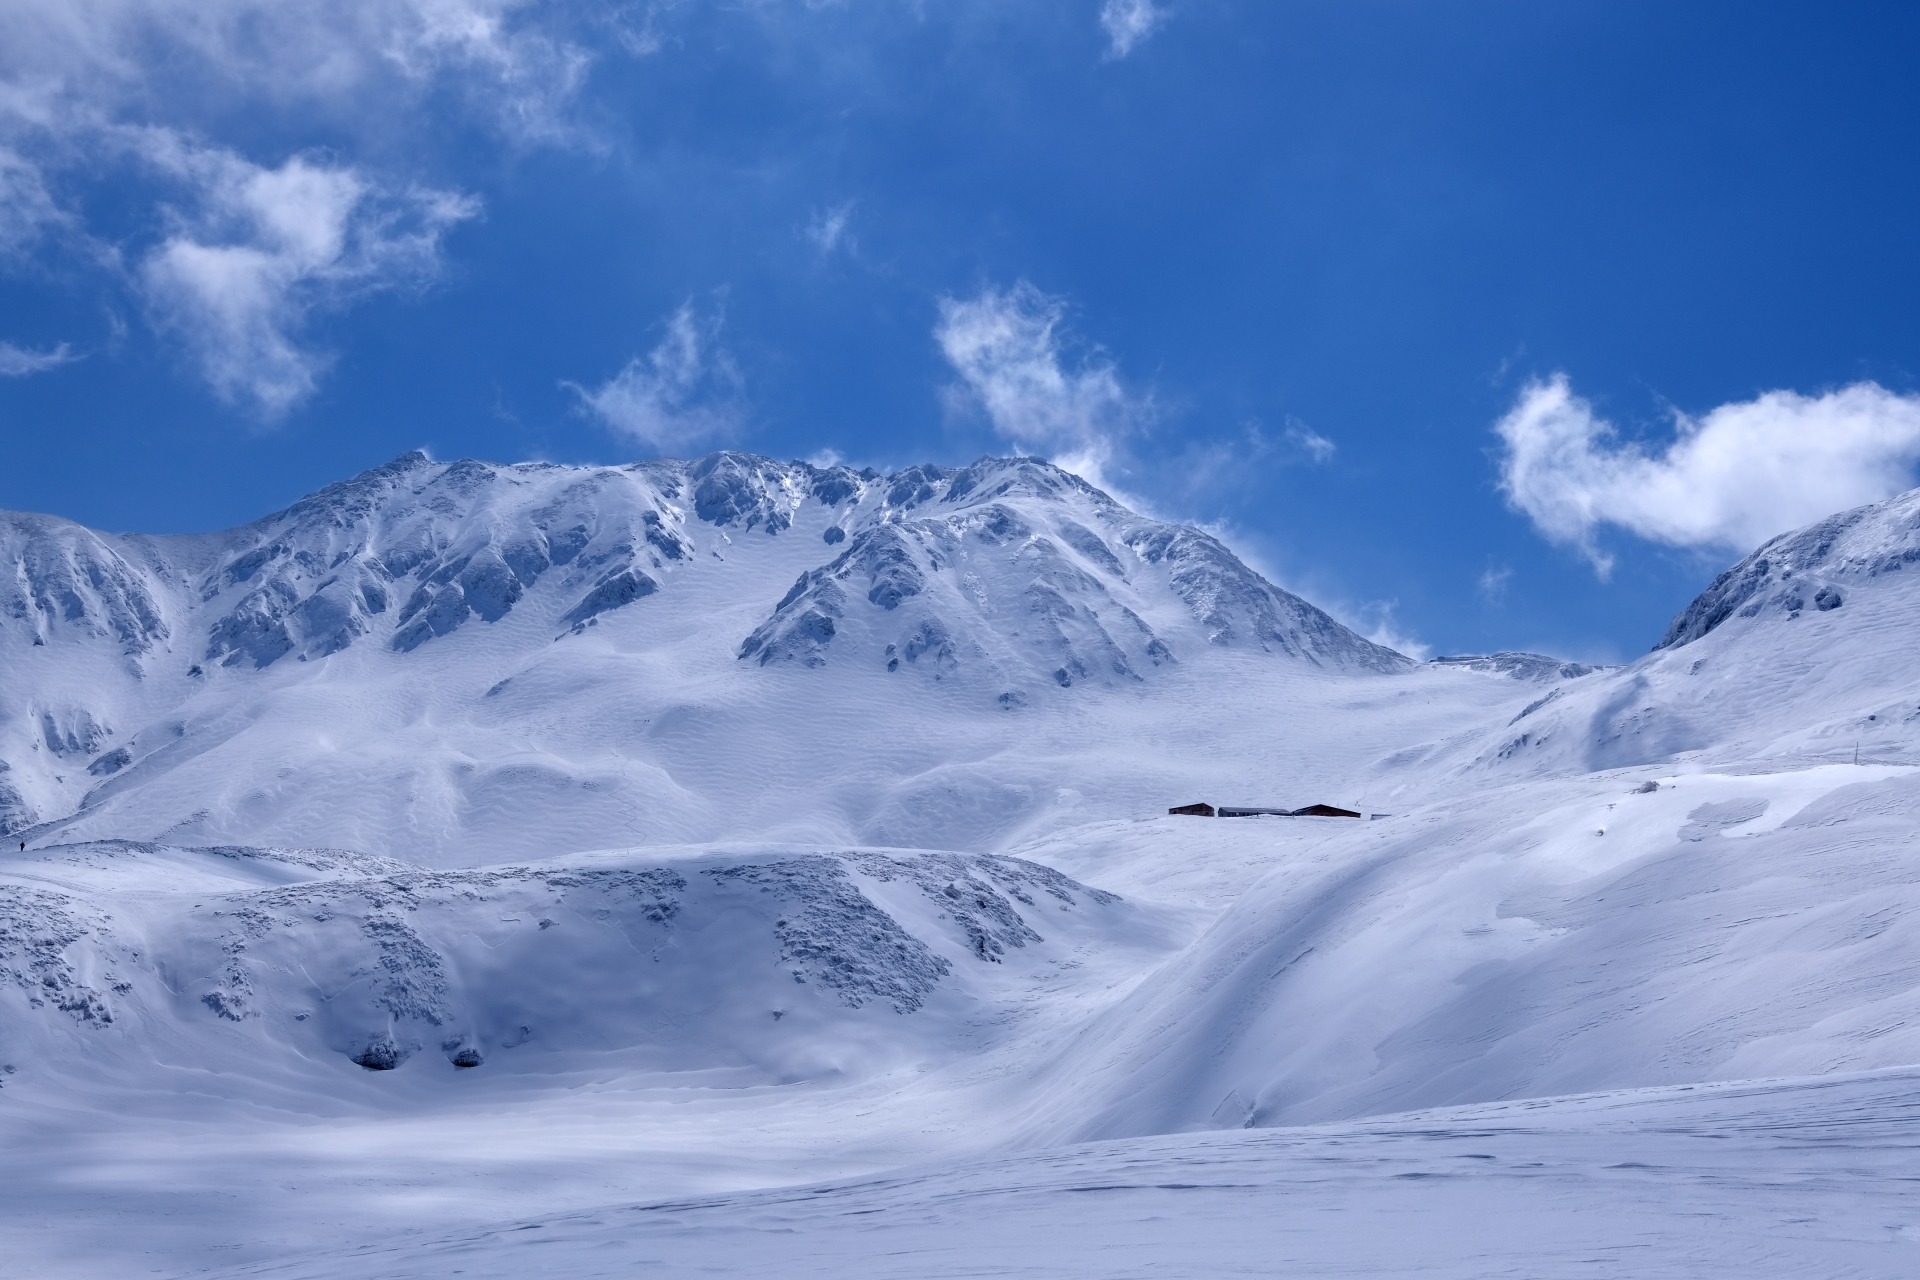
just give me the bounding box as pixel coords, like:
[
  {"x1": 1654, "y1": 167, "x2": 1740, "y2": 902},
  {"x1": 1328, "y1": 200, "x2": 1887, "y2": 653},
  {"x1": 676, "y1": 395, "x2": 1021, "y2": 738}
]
[
  {"x1": 935, "y1": 280, "x2": 1149, "y2": 487},
  {"x1": 571, "y1": 300, "x2": 744, "y2": 453},
  {"x1": 1496, "y1": 374, "x2": 1920, "y2": 575}
]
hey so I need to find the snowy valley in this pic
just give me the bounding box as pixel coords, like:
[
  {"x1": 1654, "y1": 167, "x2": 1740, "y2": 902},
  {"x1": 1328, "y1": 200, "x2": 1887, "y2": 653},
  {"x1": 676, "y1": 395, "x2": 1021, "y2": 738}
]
[{"x1": 5, "y1": 454, "x2": 1920, "y2": 1277}]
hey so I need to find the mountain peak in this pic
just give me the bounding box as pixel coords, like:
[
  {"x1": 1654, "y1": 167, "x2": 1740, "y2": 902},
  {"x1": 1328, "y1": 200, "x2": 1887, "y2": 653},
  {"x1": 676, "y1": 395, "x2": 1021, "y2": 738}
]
[
  {"x1": 1656, "y1": 484, "x2": 1920, "y2": 650},
  {"x1": 0, "y1": 450, "x2": 1408, "y2": 847}
]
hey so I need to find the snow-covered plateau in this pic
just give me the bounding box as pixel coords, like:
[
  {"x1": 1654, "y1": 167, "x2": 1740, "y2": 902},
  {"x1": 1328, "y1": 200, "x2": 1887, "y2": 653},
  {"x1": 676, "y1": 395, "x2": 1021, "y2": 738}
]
[{"x1": 4, "y1": 453, "x2": 1919, "y2": 1277}]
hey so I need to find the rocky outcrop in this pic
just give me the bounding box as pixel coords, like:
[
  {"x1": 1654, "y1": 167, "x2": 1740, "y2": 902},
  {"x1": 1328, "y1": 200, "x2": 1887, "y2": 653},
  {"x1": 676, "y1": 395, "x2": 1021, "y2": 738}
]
[{"x1": 1656, "y1": 487, "x2": 1920, "y2": 650}]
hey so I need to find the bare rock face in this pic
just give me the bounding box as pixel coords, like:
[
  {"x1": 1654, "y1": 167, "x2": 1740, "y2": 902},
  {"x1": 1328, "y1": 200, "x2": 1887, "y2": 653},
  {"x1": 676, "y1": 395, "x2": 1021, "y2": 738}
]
[{"x1": 1429, "y1": 652, "x2": 1608, "y2": 682}]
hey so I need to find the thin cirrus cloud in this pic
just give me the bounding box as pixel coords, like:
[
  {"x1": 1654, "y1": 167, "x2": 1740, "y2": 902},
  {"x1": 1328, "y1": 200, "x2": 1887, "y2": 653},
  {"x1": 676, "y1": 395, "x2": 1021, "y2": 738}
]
[
  {"x1": 0, "y1": 0, "x2": 588, "y2": 415},
  {"x1": 0, "y1": 339, "x2": 76, "y2": 376},
  {"x1": 570, "y1": 300, "x2": 745, "y2": 455},
  {"x1": 1284, "y1": 420, "x2": 1337, "y2": 464},
  {"x1": 0, "y1": 146, "x2": 69, "y2": 257},
  {"x1": 1495, "y1": 374, "x2": 1920, "y2": 576},
  {"x1": 934, "y1": 280, "x2": 1150, "y2": 489},
  {"x1": 1100, "y1": 0, "x2": 1167, "y2": 59},
  {"x1": 0, "y1": 340, "x2": 78, "y2": 377}
]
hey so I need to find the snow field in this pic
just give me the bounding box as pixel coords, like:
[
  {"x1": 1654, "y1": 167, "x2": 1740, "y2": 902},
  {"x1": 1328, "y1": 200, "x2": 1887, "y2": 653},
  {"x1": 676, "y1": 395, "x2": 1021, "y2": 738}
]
[{"x1": 9, "y1": 461, "x2": 1920, "y2": 1276}]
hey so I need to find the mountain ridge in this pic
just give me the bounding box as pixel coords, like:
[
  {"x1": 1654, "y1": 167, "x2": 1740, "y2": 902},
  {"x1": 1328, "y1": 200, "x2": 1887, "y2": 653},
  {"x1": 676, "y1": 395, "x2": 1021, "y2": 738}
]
[
  {"x1": 1, "y1": 450, "x2": 1407, "y2": 678},
  {"x1": 0, "y1": 451, "x2": 1413, "y2": 851}
]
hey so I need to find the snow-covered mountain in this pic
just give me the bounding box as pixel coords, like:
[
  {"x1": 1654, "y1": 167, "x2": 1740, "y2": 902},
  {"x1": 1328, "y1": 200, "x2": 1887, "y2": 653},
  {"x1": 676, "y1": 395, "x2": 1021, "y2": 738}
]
[
  {"x1": 7, "y1": 463, "x2": 1920, "y2": 1279},
  {"x1": 6, "y1": 451, "x2": 1401, "y2": 678},
  {"x1": 1437, "y1": 486, "x2": 1920, "y2": 781},
  {"x1": 1, "y1": 452, "x2": 1413, "y2": 856}
]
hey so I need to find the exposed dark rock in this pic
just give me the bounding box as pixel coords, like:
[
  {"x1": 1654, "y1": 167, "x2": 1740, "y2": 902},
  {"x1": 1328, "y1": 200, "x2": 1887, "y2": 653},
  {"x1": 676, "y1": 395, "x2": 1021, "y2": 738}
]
[
  {"x1": 1431, "y1": 653, "x2": 1605, "y2": 682},
  {"x1": 563, "y1": 569, "x2": 658, "y2": 628},
  {"x1": 352, "y1": 1037, "x2": 402, "y2": 1070},
  {"x1": 87, "y1": 747, "x2": 133, "y2": 777},
  {"x1": 704, "y1": 857, "x2": 951, "y2": 1013}
]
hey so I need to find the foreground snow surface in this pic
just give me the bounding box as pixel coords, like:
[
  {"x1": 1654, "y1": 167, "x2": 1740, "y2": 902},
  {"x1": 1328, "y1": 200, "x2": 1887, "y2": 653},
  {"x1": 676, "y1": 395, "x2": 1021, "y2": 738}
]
[
  {"x1": 6, "y1": 756, "x2": 1920, "y2": 1277},
  {"x1": 7, "y1": 1071, "x2": 1918, "y2": 1278},
  {"x1": 247, "y1": 1071, "x2": 1920, "y2": 1280}
]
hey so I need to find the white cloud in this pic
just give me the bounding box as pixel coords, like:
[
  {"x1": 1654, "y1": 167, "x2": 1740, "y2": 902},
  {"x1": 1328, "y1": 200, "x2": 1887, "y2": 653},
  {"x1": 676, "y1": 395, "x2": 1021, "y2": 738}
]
[
  {"x1": 1100, "y1": 0, "x2": 1166, "y2": 59},
  {"x1": 934, "y1": 280, "x2": 1148, "y2": 487},
  {"x1": 1477, "y1": 565, "x2": 1512, "y2": 603},
  {"x1": 138, "y1": 147, "x2": 477, "y2": 418},
  {"x1": 0, "y1": 146, "x2": 67, "y2": 256},
  {"x1": 0, "y1": 1, "x2": 587, "y2": 143},
  {"x1": 570, "y1": 300, "x2": 744, "y2": 454},
  {"x1": 0, "y1": 0, "x2": 583, "y2": 413},
  {"x1": 805, "y1": 201, "x2": 854, "y2": 255},
  {"x1": 1496, "y1": 374, "x2": 1920, "y2": 576},
  {"x1": 0, "y1": 340, "x2": 77, "y2": 376},
  {"x1": 1284, "y1": 419, "x2": 1336, "y2": 463}
]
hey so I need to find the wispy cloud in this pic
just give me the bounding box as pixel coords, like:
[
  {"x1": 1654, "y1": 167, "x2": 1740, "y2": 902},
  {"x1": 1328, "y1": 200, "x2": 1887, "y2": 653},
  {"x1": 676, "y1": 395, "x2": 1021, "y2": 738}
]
[
  {"x1": 934, "y1": 280, "x2": 1149, "y2": 488},
  {"x1": 1354, "y1": 599, "x2": 1428, "y2": 661},
  {"x1": 137, "y1": 145, "x2": 476, "y2": 418},
  {"x1": 1100, "y1": 0, "x2": 1166, "y2": 59},
  {"x1": 1496, "y1": 374, "x2": 1920, "y2": 576},
  {"x1": 1477, "y1": 565, "x2": 1512, "y2": 603},
  {"x1": 0, "y1": 146, "x2": 69, "y2": 257},
  {"x1": 0, "y1": 339, "x2": 77, "y2": 376},
  {"x1": 1284, "y1": 419, "x2": 1336, "y2": 463},
  {"x1": 570, "y1": 299, "x2": 744, "y2": 454},
  {"x1": 805, "y1": 200, "x2": 855, "y2": 255}
]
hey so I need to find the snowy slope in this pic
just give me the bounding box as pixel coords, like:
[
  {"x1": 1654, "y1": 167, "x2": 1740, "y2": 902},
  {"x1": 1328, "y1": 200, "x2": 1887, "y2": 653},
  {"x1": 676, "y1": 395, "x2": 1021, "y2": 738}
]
[
  {"x1": 0, "y1": 836, "x2": 1170, "y2": 1101},
  {"x1": 997, "y1": 489, "x2": 1920, "y2": 1141},
  {"x1": 1433, "y1": 487, "x2": 1920, "y2": 782},
  {"x1": 1017, "y1": 762, "x2": 1920, "y2": 1143}
]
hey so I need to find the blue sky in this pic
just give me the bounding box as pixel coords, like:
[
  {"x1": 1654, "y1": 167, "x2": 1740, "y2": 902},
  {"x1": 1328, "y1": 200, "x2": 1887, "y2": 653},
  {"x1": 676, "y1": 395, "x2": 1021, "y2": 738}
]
[{"x1": 3, "y1": 2, "x2": 1918, "y2": 662}]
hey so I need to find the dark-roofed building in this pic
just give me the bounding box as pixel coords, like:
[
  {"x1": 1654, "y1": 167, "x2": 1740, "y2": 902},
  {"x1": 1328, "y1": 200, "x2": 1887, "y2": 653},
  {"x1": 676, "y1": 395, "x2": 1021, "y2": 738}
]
[{"x1": 1169, "y1": 802, "x2": 1216, "y2": 817}]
